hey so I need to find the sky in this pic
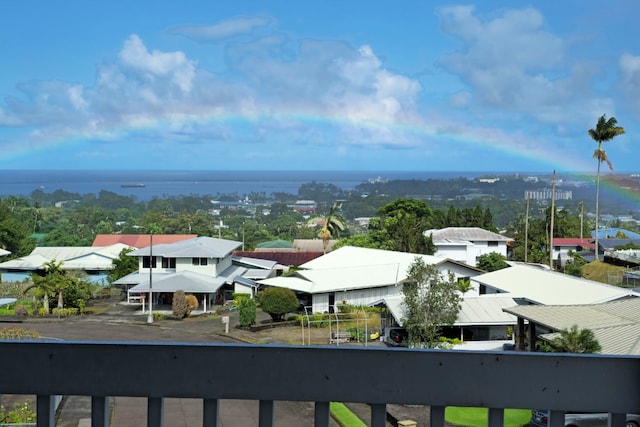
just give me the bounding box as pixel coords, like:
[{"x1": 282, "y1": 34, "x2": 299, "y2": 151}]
[{"x1": 1, "y1": 1, "x2": 639, "y2": 172}]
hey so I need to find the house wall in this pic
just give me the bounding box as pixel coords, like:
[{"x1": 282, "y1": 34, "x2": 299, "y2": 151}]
[
  {"x1": 434, "y1": 245, "x2": 469, "y2": 264},
  {"x1": 139, "y1": 256, "x2": 231, "y2": 277},
  {"x1": 311, "y1": 285, "x2": 402, "y2": 313},
  {"x1": 436, "y1": 243, "x2": 507, "y2": 267}
]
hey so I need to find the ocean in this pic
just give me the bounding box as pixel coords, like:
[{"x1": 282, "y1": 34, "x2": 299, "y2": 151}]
[{"x1": 0, "y1": 170, "x2": 507, "y2": 201}]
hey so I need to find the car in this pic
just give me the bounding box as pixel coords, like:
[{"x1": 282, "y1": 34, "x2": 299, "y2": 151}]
[
  {"x1": 530, "y1": 410, "x2": 640, "y2": 427},
  {"x1": 383, "y1": 327, "x2": 408, "y2": 347}
]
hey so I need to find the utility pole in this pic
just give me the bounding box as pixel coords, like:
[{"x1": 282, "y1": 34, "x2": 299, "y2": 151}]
[
  {"x1": 525, "y1": 193, "x2": 529, "y2": 263},
  {"x1": 579, "y1": 201, "x2": 584, "y2": 239},
  {"x1": 147, "y1": 233, "x2": 154, "y2": 324},
  {"x1": 549, "y1": 170, "x2": 556, "y2": 269}
]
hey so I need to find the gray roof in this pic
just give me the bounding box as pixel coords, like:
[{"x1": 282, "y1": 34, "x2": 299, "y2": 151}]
[
  {"x1": 504, "y1": 298, "x2": 640, "y2": 355},
  {"x1": 371, "y1": 295, "x2": 518, "y2": 327},
  {"x1": 0, "y1": 244, "x2": 130, "y2": 271},
  {"x1": 472, "y1": 264, "x2": 639, "y2": 305},
  {"x1": 129, "y1": 237, "x2": 241, "y2": 259},
  {"x1": 126, "y1": 265, "x2": 247, "y2": 294},
  {"x1": 424, "y1": 227, "x2": 512, "y2": 244}
]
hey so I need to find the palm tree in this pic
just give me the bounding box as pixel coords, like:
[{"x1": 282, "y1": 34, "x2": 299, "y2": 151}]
[
  {"x1": 25, "y1": 260, "x2": 66, "y2": 314},
  {"x1": 588, "y1": 114, "x2": 625, "y2": 258},
  {"x1": 552, "y1": 324, "x2": 601, "y2": 354},
  {"x1": 307, "y1": 202, "x2": 346, "y2": 254}
]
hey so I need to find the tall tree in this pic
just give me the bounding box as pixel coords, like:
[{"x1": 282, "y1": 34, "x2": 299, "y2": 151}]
[
  {"x1": 588, "y1": 114, "x2": 625, "y2": 256},
  {"x1": 552, "y1": 324, "x2": 601, "y2": 354},
  {"x1": 307, "y1": 202, "x2": 346, "y2": 253},
  {"x1": 402, "y1": 257, "x2": 462, "y2": 348},
  {"x1": 369, "y1": 198, "x2": 436, "y2": 254}
]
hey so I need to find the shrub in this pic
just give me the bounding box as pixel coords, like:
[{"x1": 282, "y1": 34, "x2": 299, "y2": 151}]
[
  {"x1": 257, "y1": 287, "x2": 299, "y2": 322},
  {"x1": 238, "y1": 298, "x2": 257, "y2": 328},
  {"x1": 0, "y1": 327, "x2": 41, "y2": 340},
  {"x1": 13, "y1": 305, "x2": 28, "y2": 316},
  {"x1": 0, "y1": 399, "x2": 35, "y2": 424},
  {"x1": 185, "y1": 295, "x2": 199, "y2": 316},
  {"x1": 172, "y1": 290, "x2": 188, "y2": 319}
]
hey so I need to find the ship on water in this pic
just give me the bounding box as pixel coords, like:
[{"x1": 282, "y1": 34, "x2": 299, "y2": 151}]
[{"x1": 121, "y1": 183, "x2": 145, "y2": 188}]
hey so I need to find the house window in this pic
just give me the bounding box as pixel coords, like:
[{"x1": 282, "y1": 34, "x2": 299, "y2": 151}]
[
  {"x1": 192, "y1": 257, "x2": 208, "y2": 266},
  {"x1": 488, "y1": 241, "x2": 498, "y2": 247},
  {"x1": 162, "y1": 258, "x2": 176, "y2": 268},
  {"x1": 143, "y1": 256, "x2": 156, "y2": 268}
]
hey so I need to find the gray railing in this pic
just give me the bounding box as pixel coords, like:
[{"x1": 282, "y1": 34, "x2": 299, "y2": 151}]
[{"x1": 0, "y1": 341, "x2": 639, "y2": 427}]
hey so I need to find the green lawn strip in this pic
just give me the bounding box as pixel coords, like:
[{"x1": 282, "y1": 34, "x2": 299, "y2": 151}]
[
  {"x1": 330, "y1": 402, "x2": 366, "y2": 427},
  {"x1": 446, "y1": 407, "x2": 532, "y2": 427}
]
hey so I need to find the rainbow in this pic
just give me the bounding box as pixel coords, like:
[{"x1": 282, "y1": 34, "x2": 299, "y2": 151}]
[{"x1": 0, "y1": 108, "x2": 616, "y2": 175}]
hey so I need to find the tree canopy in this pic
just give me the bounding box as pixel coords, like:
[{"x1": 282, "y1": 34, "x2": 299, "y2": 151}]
[{"x1": 402, "y1": 257, "x2": 462, "y2": 348}]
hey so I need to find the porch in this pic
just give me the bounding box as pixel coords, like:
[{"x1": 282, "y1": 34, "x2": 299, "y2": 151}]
[{"x1": 0, "y1": 341, "x2": 638, "y2": 427}]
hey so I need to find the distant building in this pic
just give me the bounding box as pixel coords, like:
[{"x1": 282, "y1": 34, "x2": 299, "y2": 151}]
[
  {"x1": 291, "y1": 200, "x2": 317, "y2": 213},
  {"x1": 524, "y1": 189, "x2": 572, "y2": 200}
]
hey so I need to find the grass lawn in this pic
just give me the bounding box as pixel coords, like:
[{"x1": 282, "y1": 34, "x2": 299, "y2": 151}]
[
  {"x1": 445, "y1": 407, "x2": 532, "y2": 427},
  {"x1": 330, "y1": 402, "x2": 366, "y2": 427}
]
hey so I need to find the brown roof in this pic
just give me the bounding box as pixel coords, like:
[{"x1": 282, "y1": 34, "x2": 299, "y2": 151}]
[
  {"x1": 92, "y1": 234, "x2": 198, "y2": 248},
  {"x1": 233, "y1": 251, "x2": 323, "y2": 267}
]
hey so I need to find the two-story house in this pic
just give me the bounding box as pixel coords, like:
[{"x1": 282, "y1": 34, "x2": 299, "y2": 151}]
[
  {"x1": 115, "y1": 236, "x2": 277, "y2": 312},
  {"x1": 423, "y1": 227, "x2": 512, "y2": 266}
]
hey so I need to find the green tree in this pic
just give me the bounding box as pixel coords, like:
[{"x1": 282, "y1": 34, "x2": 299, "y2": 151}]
[
  {"x1": 257, "y1": 287, "x2": 299, "y2": 322},
  {"x1": 107, "y1": 248, "x2": 139, "y2": 284},
  {"x1": 551, "y1": 324, "x2": 601, "y2": 354},
  {"x1": 402, "y1": 257, "x2": 462, "y2": 348},
  {"x1": 588, "y1": 114, "x2": 625, "y2": 253},
  {"x1": 477, "y1": 252, "x2": 509, "y2": 272},
  {"x1": 0, "y1": 199, "x2": 35, "y2": 257},
  {"x1": 369, "y1": 198, "x2": 436, "y2": 254}
]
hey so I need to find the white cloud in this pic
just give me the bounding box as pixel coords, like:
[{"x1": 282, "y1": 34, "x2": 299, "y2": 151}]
[
  {"x1": 437, "y1": 6, "x2": 603, "y2": 125},
  {"x1": 169, "y1": 17, "x2": 270, "y2": 41},
  {"x1": 619, "y1": 53, "x2": 640, "y2": 114},
  {"x1": 118, "y1": 34, "x2": 196, "y2": 92}
]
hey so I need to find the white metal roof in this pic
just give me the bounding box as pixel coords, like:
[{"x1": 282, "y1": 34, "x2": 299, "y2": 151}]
[
  {"x1": 471, "y1": 264, "x2": 639, "y2": 305},
  {"x1": 424, "y1": 227, "x2": 513, "y2": 243},
  {"x1": 0, "y1": 249, "x2": 10, "y2": 257},
  {"x1": 129, "y1": 237, "x2": 241, "y2": 259},
  {"x1": 300, "y1": 246, "x2": 446, "y2": 271},
  {"x1": 260, "y1": 246, "x2": 476, "y2": 295},
  {"x1": 0, "y1": 244, "x2": 130, "y2": 271},
  {"x1": 370, "y1": 294, "x2": 518, "y2": 327}
]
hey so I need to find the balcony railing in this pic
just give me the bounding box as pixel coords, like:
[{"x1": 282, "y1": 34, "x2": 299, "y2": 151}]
[{"x1": 0, "y1": 341, "x2": 638, "y2": 427}]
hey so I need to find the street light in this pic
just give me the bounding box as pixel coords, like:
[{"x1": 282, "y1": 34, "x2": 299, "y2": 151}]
[{"x1": 147, "y1": 233, "x2": 153, "y2": 324}]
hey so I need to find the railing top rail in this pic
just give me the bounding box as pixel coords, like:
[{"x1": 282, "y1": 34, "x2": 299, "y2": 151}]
[{"x1": 0, "y1": 341, "x2": 638, "y2": 413}]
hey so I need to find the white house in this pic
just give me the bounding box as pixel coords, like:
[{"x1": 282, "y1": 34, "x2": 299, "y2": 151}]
[
  {"x1": 116, "y1": 236, "x2": 277, "y2": 312},
  {"x1": 258, "y1": 246, "x2": 483, "y2": 313},
  {"x1": 0, "y1": 244, "x2": 131, "y2": 283},
  {"x1": 471, "y1": 264, "x2": 640, "y2": 305},
  {"x1": 423, "y1": 227, "x2": 512, "y2": 266},
  {"x1": 371, "y1": 294, "x2": 518, "y2": 344}
]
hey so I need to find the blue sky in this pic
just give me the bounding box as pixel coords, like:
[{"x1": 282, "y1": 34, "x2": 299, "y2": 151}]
[{"x1": 1, "y1": 1, "x2": 639, "y2": 172}]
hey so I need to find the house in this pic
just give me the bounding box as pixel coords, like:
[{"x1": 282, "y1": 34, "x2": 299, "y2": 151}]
[
  {"x1": 552, "y1": 238, "x2": 595, "y2": 267},
  {"x1": 258, "y1": 246, "x2": 483, "y2": 313},
  {"x1": 0, "y1": 244, "x2": 131, "y2": 283},
  {"x1": 370, "y1": 294, "x2": 518, "y2": 346},
  {"x1": 0, "y1": 249, "x2": 9, "y2": 257},
  {"x1": 471, "y1": 264, "x2": 639, "y2": 304},
  {"x1": 423, "y1": 227, "x2": 512, "y2": 266},
  {"x1": 504, "y1": 298, "x2": 640, "y2": 355},
  {"x1": 115, "y1": 236, "x2": 277, "y2": 311}
]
